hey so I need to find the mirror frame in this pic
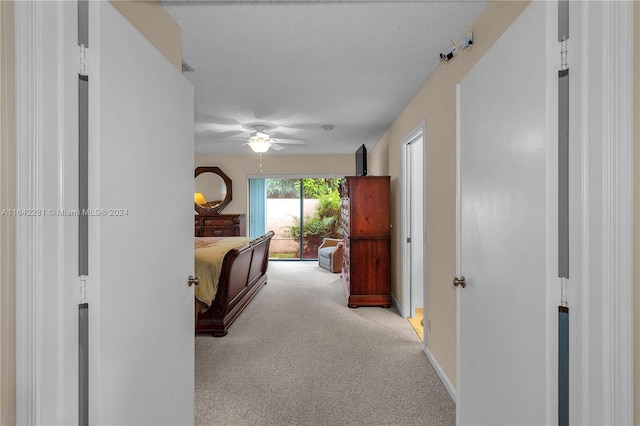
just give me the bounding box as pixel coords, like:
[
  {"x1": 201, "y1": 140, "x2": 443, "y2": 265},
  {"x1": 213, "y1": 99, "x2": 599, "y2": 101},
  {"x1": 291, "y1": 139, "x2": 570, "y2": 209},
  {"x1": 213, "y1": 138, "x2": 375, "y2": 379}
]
[{"x1": 194, "y1": 166, "x2": 232, "y2": 215}]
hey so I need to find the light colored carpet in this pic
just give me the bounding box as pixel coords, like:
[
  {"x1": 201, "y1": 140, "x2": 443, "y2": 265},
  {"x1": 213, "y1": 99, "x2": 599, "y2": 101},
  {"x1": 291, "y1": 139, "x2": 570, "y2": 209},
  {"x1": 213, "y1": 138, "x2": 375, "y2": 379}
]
[{"x1": 195, "y1": 262, "x2": 455, "y2": 426}]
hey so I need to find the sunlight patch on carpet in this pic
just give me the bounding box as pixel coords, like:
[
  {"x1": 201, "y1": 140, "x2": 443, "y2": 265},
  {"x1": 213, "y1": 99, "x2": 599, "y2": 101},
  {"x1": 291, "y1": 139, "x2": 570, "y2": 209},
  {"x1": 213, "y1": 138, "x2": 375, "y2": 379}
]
[{"x1": 408, "y1": 307, "x2": 424, "y2": 342}]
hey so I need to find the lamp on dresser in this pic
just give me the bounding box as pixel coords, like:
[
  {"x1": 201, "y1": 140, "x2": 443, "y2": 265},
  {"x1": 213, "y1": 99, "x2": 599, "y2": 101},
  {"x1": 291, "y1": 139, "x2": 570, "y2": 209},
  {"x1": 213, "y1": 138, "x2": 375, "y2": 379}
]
[{"x1": 194, "y1": 192, "x2": 207, "y2": 206}]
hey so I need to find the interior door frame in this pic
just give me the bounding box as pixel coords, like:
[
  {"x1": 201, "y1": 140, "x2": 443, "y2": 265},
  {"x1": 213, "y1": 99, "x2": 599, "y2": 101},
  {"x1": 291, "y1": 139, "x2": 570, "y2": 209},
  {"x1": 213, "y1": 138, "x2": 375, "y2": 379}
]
[
  {"x1": 566, "y1": 1, "x2": 634, "y2": 423},
  {"x1": 14, "y1": 1, "x2": 201, "y2": 423},
  {"x1": 15, "y1": 2, "x2": 80, "y2": 423},
  {"x1": 401, "y1": 122, "x2": 425, "y2": 320}
]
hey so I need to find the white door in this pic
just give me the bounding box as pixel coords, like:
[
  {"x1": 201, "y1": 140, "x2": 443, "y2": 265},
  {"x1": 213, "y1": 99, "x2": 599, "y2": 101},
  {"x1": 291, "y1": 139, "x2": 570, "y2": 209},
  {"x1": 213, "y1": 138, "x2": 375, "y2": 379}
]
[
  {"x1": 402, "y1": 127, "x2": 425, "y2": 322},
  {"x1": 456, "y1": 2, "x2": 555, "y2": 424},
  {"x1": 407, "y1": 134, "x2": 424, "y2": 318},
  {"x1": 88, "y1": 3, "x2": 195, "y2": 424}
]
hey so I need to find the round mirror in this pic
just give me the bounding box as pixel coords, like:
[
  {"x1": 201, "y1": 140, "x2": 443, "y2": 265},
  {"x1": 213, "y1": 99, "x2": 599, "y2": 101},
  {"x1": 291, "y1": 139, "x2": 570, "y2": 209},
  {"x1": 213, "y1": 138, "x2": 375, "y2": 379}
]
[{"x1": 194, "y1": 167, "x2": 232, "y2": 215}]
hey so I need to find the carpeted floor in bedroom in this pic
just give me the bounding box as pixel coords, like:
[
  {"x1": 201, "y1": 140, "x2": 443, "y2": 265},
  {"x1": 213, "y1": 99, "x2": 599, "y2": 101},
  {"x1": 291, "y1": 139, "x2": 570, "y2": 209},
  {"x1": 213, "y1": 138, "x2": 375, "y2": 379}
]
[{"x1": 195, "y1": 261, "x2": 455, "y2": 426}]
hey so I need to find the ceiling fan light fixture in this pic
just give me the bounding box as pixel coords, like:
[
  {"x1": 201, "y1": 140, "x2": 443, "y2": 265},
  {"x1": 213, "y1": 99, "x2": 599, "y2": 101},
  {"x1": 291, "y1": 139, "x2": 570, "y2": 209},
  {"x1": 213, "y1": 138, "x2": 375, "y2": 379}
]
[
  {"x1": 249, "y1": 131, "x2": 270, "y2": 142},
  {"x1": 248, "y1": 139, "x2": 271, "y2": 153}
]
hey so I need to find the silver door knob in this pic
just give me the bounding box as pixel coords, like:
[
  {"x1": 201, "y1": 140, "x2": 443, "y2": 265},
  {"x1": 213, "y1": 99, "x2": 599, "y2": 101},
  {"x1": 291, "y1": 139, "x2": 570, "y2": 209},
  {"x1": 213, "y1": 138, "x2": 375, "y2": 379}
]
[
  {"x1": 188, "y1": 275, "x2": 200, "y2": 287},
  {"x1": 453, "y1": 276, "x2": 466, "y2": 288}
]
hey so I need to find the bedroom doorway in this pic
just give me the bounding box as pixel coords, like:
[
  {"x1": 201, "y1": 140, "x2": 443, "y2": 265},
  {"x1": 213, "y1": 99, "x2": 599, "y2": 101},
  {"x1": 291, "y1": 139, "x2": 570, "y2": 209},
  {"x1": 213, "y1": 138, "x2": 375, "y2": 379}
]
[
  {"x1": 249, "y1": 177, "x2": 343, "y2": 260},
  {"x1": 401, "y1": 125, "x2": 425, "y2": 340}
]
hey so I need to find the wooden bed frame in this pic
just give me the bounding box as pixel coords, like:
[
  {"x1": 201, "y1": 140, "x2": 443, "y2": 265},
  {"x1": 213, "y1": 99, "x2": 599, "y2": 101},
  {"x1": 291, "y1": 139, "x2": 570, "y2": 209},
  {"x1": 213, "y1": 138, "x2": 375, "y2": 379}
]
[{"x1": 196, "y1": 231, "x2": 274, "y2": 337}]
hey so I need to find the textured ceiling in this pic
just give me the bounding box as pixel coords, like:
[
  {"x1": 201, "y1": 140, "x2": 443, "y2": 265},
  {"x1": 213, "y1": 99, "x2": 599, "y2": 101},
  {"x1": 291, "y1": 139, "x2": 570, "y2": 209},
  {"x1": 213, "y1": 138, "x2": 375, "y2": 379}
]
[{"x1": 161, "y1": 0, "x2": 488, "y2": 155}]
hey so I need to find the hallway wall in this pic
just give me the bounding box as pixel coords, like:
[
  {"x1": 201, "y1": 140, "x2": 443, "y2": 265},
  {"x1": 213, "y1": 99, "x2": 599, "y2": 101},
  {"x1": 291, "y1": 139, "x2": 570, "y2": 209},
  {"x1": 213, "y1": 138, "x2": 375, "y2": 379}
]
[
  {"x1": 109, "y1": 0, "x2": 181, "y2": 71},
  {"x1": 368, "y1": 0, "x2": 530, "y2": 392}
]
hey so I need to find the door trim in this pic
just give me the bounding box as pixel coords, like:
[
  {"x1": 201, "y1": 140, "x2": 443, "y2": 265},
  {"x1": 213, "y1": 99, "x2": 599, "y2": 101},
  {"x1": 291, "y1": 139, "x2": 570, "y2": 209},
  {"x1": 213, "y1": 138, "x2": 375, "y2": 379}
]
[
  {"x1": 15, "y1": 2, "x2": 80, "y2": 423},
  {"x1": 569, "y1": 1, "x2": 634, "y2": 423},
  {"x1": 454, "y1": 83, "x2": 462, "y2": 415},
  {"x1": 15, "y1": 2, "x2": 46, "y2": 422},
  {"x1": 400, "y1": 122, "x2": 425, "y2": 319},
  {"x1": 598, "y1": 2, "x2": 634, "y2": 421}
]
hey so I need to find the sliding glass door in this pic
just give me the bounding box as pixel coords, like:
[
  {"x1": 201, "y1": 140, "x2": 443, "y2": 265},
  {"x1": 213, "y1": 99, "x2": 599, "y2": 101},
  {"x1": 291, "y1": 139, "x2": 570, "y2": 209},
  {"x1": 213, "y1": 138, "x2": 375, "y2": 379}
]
[
  {"x1": 249, "y1": 177, "x2": 343, "y2": 260},
  {"x1": 267, "y1": 178, "x2": 301, "y2": 259}
]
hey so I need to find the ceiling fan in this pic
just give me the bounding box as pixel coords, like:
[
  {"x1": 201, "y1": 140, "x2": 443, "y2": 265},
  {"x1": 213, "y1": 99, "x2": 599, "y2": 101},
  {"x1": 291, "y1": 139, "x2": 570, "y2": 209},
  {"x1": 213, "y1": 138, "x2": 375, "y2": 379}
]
[{"x1": 245, "y1": 125, "x2": 306, "y2": 153}]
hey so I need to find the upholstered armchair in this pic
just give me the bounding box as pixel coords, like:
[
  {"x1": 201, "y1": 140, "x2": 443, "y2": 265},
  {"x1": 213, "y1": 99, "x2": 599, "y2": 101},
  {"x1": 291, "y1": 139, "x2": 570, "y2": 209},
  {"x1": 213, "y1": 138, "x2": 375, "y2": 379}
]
[{"x1": 318, "y1": 238, "x2": 343, "y2": 273}]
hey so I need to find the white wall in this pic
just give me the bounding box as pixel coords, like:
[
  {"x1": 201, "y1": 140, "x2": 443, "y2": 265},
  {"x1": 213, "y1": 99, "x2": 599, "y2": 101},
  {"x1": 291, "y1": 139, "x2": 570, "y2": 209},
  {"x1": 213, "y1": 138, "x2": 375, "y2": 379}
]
[{"x1": 369, "y1": 1, "x2": 530, "y2": 389}]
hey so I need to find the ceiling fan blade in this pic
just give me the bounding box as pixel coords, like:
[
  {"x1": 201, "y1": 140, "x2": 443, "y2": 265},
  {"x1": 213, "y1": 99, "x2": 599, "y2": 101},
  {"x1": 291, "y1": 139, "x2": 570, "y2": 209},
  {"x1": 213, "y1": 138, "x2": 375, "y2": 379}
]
[
  {"x1": 211, "y1": 130, "x2": 245, "y2": 138},
  {"x1": 272, "y1": 138, "x2": 307, "y2": 145},
  {"x1": 270, "y1": 143, "x2": 285, "y2": 151},
  {"x1": 196, "y1": 131, "x2": 247, "y2": 144}
]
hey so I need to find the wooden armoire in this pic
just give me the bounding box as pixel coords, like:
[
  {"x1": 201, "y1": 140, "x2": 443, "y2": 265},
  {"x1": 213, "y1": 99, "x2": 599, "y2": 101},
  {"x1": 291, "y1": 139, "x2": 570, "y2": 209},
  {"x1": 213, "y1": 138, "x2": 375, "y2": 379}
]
[{"x1": 340, "y1": 176, "x2": 391, "y2": 308}]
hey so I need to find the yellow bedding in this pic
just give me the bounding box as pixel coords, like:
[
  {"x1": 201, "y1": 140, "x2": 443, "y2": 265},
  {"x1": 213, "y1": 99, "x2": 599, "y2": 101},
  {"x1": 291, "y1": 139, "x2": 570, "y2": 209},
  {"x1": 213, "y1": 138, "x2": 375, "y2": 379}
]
[{"x1": 194, "y1": 237, "x2": 252, "y2": 307}]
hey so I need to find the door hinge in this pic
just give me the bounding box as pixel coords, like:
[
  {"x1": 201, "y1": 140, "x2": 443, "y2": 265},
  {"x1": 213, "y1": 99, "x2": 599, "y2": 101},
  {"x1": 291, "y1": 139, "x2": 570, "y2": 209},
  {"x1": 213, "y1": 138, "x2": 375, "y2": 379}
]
[
  {"x1": 560, "y1": 277, "x2": 568, "y2": 307},
  {"x1": 78, "y1": 44, "x2": 89, "y2": 77},
  {"x1": 560, "y1": 37, "x2": 568, "y2": 71},
  {"x1": 79, "y1": 274, "x2": 88, "y2": 304}
]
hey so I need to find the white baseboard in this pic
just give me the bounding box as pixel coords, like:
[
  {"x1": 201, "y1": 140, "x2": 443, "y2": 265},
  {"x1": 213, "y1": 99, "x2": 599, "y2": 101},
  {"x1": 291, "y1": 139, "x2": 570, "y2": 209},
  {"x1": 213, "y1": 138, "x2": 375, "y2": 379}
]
[
  {"x1": 423, "y1": 345, "x2": 457, "y2": 404},
  {"x1": 391, "y1": 293, "x2": 402, "y2": 315}
]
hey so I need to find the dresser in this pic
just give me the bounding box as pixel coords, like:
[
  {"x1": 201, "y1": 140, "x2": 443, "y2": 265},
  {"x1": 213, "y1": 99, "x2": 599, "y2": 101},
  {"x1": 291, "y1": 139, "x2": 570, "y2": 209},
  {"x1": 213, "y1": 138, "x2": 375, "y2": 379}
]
[
  {"x1": 340, "y1": 176, "x2": 391, "y2": 308},
  {"x1": 194, "y1": 213, "x2": 245, "y2": 237}
]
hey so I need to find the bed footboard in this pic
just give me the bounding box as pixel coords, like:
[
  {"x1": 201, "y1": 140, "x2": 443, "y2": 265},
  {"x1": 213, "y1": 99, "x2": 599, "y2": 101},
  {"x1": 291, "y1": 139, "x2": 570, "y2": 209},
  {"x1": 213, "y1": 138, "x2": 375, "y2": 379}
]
[{"x1": 196, "y1": 231, "x2": 274, "y2": 336}]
